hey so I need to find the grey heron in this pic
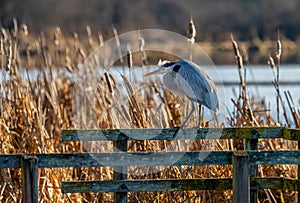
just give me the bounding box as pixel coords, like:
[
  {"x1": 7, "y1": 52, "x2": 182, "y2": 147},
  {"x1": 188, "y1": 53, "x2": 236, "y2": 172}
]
[{"x1": 144, "y1": 59, "x2": 219, "y2": 132}]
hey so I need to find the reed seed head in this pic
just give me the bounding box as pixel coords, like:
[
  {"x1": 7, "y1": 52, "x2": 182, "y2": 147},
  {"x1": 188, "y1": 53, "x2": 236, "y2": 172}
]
[
  {"x1": 186, "y1": 18, "x2": 196, "y2": 43},
  {"x1": 104, "y1": 72, "x2": 114, "y2": 94},
  {"x1": 127, "y1": 44, "x2": 133, "y2": 69},
  {"x1": 231, "y1": 34, "x2": 243, "y2": 70},
  {"x1": 5, "y1": 40, "x2": 13, "y2": 71},
  {"x1": 21, "y1": 24, "x2": 29, "y2": 36},
  {"x1": 268, "y1": 55, "x2": 275, "y2": 70},
  {"x1": 276, "y1": 39, "x2": 282, "y2": 59}
]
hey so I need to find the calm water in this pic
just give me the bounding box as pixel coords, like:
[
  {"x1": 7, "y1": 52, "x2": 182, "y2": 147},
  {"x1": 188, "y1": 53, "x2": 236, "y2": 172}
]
[
  {"x1": 118, "y1": 64, "x2": 300, "y2": 100},
  {"x1": 207, "y1": 64, "x2": 300, "y2": 111},
  {"x1": 1, "y1": 64, "x2": 300, "y2": 124},
  {"x1": 121, "y1": 64, "x2": 300, "y2": 123}
]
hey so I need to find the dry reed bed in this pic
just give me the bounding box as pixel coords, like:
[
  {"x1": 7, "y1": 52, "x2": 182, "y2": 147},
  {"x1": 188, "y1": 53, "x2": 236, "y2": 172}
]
[{"x1": 0, "y1": 21, "x2": 299, "y2": 202}]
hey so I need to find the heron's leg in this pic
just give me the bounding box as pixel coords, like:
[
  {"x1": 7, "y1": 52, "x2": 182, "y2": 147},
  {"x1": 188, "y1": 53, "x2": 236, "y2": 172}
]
[
  {"x1": 182, "y1": 102, "x2": 196, "y2": 128},
  {"x1": 173, "y1": 102, "x2": 196, "y2": 137},
  {"x1": 197, "y1": 104, "x2": 202, "y2": 128}
]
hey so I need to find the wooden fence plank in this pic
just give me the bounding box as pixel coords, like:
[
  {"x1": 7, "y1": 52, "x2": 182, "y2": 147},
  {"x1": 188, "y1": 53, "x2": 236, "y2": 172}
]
[
  {"x1": 2, "y1": 150, "x2": 300, "y2": 169},
  {"x1": 36, "y1": 151, "x2": 232, "y2": 168},
  {"x1": 283, "y1": 128, "x2": 300, "y2": 141},
  {"x1": 1, "y1": 127, "x2": 300, "y2": 202},
  {"x1": 113, "y1": 139, "x2": 128, "y2": 203},
  {"x1": 62, "y1": 178, "x2": 232, "y2": 193},
  {"x1": 250, "y1": 177, "x2": 298, "y2": 190},
  {"x1": 246, "y1": 130, "x2": 259, "y2": 203},
  {"x1": 0, "y1": 154, "x2": 21, "y2": 168},
  {"x1": 248, "y1": 150, "x2": 300, "y2": 165},
  {"x1": 62, "y1": 127, "x2": 291, "y2": 142},
  {"x1": 21, "y1": 155, "x2": 39, "y2": 203},
  {"x1": 61, "y1": 177, "x2": 297, "y2": 193},
  {"x1": 232, "y1": 151, "x2": 249, "y2": 203},
  {"x1": 36, "y1": 150, "x2": 300, "y2": 168}
]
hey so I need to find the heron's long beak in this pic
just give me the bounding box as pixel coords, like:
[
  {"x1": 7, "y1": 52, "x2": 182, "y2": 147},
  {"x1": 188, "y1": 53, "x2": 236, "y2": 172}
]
[{"x1": 144, "y1": 68, "x2": 165, "y2": 77}]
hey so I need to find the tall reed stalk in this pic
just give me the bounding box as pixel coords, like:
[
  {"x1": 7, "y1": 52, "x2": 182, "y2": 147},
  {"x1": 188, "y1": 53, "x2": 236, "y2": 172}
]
[{"x1": 0, "y1": 21, "x2": 298, "y2": 202}]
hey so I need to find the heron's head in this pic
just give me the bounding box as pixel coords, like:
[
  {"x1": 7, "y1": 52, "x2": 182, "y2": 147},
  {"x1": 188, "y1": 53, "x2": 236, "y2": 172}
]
[{"x1": 144, "y1": 59, "x2": 176, "y2": 77}]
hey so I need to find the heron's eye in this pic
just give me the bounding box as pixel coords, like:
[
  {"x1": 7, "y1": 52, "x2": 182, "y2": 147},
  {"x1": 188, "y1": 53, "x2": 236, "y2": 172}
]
[{"x1": 173, "y1": 65, "x2": 181, "y2": 73}]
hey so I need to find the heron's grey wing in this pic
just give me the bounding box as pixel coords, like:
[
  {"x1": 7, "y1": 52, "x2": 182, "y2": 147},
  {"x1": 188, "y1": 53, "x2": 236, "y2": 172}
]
[
  {"x1": 175, "y1": 61, "x2": 219, "y2": 111},
  {"x1": 163, "y1": 72, "x2": 181, "y2": 93}
]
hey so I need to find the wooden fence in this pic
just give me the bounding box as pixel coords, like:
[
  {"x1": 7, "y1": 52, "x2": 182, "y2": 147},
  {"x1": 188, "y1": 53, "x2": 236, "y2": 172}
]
[{"x1": 1, "y1": 127, "x2": 300, "y2": 203}]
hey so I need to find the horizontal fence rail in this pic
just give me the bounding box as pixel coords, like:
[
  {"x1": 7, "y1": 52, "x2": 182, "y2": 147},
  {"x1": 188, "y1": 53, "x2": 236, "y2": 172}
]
[
  {"x1": 62, "y1": 127, "x2": 300, "y2": 141},
  {"x1": 1, "y1": 127, "x2": 300, "y2": 203},
  {"x1": 2, "y1": 150, "x2": 300, "y2": 168},
  {"x1": 61, "y1": 177, "x2": 298, "y2": 193}
]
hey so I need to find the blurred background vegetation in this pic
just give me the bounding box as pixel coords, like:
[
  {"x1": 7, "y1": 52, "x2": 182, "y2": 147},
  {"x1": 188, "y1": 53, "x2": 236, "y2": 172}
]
[{"x1": 1, "y1": 0, "x2": 300, "y2": 63}]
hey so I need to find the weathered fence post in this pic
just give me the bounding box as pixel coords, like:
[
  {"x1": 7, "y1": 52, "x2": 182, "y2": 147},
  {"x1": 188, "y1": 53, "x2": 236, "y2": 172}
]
[
  {"x1": 246, "y1": 130, "x2": 259, "y2": 203},
  {"x1": 113, "y1": 134, "x2": 128, "y2": 203},
  {"x1": 232, "y1": 151, "x2": 249, "y2": 203},
  {"x1": 21, "y1": 155, "x2": 39, "y2": 203}
]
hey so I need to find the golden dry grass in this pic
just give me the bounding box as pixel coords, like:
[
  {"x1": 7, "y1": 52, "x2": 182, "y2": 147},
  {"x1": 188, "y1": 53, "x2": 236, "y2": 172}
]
[{"x1": 0, "y1": 22, "x2": 299, "y2": 202}]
